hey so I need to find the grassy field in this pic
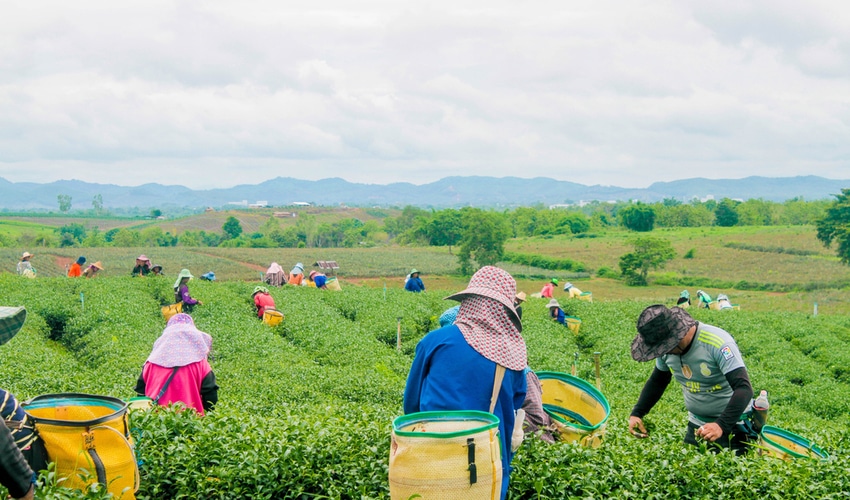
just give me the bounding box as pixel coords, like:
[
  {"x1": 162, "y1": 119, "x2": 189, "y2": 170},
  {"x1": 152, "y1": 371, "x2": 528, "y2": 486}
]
[{"x1": 2, "y1": 216, "x2": 849, "y2": 314}]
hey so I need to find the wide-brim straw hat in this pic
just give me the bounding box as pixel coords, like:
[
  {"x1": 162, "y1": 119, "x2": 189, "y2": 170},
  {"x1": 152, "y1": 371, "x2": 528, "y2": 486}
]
[
  {"x1": 21, "y1": 252, "x2": 33, "y2": 260},
  {"x1": 91, "y1": 261, "x2": 104, "y2": 270},
  {"x1": 546, "y1": 298, "x2": 561, "y2": 309},
  {"x1": 515, "y1": 291, "x2": 527, "y2": 303},
  {"x1": 309, "y1": 270, "x2": 318, "y2": 279},
  {"x1": 630, "y1": 305, "x2": 697, "y2": 362},
  {"x1": 410, "y1": 268, "x2": 419, "y2": 275},
  {"x1": 445, "y1": 266, "x2": 520, "y2": 325}
]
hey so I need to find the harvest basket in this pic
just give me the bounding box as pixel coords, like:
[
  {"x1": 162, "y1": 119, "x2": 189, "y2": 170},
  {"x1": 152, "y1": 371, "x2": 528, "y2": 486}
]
[
  {"x1": 23, "y1": 393, "x2": 139, "y2": 499},
  {"x1": 565, "y1": 316, "x2": 581, "y2": 334},
  {"x1": 262, "y1": 309, "x2": 284, "y2": 326},
  {"x1": 578, "y1": 292, "x2": 593, "y2": 303},
  {"x1": 161, "y1": 302, "x2": 182, "y2": 321},
  {"x1": 326, "y1": 277, "x2": 342, "y2": 291},
  {"x1": 758, "y1": 425, "x2": 829, "y2": 461},
  {"x1": 537, "y1": 371, "x2": 609, "y2": 448},
  {"x1": 389, "y1": 410, "x2": 502, "y2": 500}
]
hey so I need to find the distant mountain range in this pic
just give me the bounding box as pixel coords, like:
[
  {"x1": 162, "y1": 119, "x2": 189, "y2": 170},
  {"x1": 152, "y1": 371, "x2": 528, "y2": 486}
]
[{"x1": 0, "y1": 175, "x2": 847, "y2": 211}]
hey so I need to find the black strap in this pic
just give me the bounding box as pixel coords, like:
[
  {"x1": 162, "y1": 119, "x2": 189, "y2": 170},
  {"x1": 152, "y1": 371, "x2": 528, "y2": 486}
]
[{"x1": 154, "y1": 367, "x2": 180, "y2": 404}]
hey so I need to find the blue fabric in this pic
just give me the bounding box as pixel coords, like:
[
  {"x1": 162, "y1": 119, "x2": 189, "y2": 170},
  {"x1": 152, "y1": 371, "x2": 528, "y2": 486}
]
[
  {"x1": 314, "y1": 275, "x2": 327, "y2": 288},
  {"x1": 404, "y1": 325, "x2": 527, "y2": 500},
  {"x1": 551, "y1": 308, "x2": 566, "y2": 325},
  {"x1": 404, "y1": 276, "x2": 425, "y2": 292},
  {"x1": 438, "y1": 305, "x2": 460, "y2": 327}
]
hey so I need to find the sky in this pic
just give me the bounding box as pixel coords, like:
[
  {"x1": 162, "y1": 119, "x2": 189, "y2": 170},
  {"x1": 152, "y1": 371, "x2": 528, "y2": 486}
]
[{"x1": 1, "y1": 0, "x2": 849, "y2": 190}]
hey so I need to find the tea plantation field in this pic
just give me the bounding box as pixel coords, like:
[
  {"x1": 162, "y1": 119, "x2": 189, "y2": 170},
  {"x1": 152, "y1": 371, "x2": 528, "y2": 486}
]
[{"x1": 1, "y1": 274, "x2": 849, "y2": 499}]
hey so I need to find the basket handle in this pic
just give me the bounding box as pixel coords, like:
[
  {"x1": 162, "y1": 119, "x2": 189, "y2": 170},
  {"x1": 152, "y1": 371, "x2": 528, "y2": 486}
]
[{"x1": 91, "y1": 424, "x2": 141, "y2": 493}]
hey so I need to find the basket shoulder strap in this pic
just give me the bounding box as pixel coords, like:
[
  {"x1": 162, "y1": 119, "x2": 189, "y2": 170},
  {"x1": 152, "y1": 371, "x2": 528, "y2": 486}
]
[
  {"x1": 489, "y1": 365, "x2": 506, "y2": 414},
  {"x1": 154, "y1": 366, "x2": 180, "y2": 404}
]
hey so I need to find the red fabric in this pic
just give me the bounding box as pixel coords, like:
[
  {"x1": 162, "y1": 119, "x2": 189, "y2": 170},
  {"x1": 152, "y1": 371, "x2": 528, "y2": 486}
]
[
  {"x1": 254, "y1": 293, "x2": 276, "y2": 318},
  {"x1": 541, "y1": 283, "x2": 554, "y2": 298},
  {"x1": 67, "y1": 263, "x2": 82, "y2": 278},
  {"x1": 142, "y1": 360, "x2": 212, "y2": 415}
]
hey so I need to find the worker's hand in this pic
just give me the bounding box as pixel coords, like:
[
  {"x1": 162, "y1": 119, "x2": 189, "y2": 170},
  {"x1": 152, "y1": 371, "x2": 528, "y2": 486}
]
[
  {"x1": 628, "y1": 416, "x2": 649, "y2": 438},
  {"x1": 696, "y1": 422, "x2": 723, "y2": 442},
  {"x1": 13, "y1": 484, "x2": 35, "y2": 500}
]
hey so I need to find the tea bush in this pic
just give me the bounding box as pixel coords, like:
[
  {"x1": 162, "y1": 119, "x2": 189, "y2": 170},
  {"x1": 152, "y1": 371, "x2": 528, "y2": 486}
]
[{"x1": 0, "y1": 275, "x2": 848, "y2": 499}]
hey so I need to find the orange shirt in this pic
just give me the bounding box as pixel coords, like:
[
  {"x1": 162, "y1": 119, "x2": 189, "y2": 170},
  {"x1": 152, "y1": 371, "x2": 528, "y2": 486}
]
[{"x1": 68, "y1": 263, "x2": 82, "y2": 278}]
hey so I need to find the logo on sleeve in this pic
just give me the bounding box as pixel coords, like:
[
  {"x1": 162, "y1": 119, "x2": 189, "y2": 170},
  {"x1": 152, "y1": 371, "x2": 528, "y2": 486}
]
[{"x1": 721, "y1": 346, "x2": 734, "y2": 360}]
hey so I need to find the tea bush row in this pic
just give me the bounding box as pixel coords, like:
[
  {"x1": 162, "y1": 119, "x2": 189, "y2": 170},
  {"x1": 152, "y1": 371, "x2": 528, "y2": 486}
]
[{"x1": 0, "y1": 275, "x2": 849, "y2": 498}]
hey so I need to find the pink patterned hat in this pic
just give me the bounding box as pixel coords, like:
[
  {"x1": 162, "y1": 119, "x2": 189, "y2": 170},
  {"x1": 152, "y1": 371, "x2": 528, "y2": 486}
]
[
  {"x1": 447, "y1": 266, "x2": 527, "y2": 370},
  {"x1": 147, "y1": 313, "x2": 212, "y2": 368}
]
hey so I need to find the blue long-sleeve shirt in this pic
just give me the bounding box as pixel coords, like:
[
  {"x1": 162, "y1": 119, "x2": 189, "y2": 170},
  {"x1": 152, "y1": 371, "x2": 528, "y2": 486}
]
[
  {"x1": 404, "y1": 277, "x2": 425, "y2": 292},
  {"x1": 404, "y1": 325, "x2": 526, "y2": 500}
]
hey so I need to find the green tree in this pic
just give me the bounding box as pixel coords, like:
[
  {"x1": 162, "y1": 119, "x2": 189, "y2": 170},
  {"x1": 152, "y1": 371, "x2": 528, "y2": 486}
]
[
  {"x1": 222, "y1": 216, "x2": 243, "y2": 240},
  {"x1": 816, "y1": 188, "x2": 850, "y2": 265},
  {"x1": 618, "y1": 203, "x2": 656, "y2": 232},
  {"x1": 714, "y1": 198, "x2": 739, "y2": 227},
  {"x1": 425, "y1": 209, "x2": 463, "y2": 252},
  {"x1": 92, "y1": 194, "x2": 104, "y2": 213},
  {"x1": 56, "y1": 223, "x2": 86, "y2": 247},
  {"x1": 457, "y1": 209, "x2": 511, "y2": 275},
  {"x1": 150, "y1": 209, "x2": 163, "y2": 218},
  {"x1": 618, "y1": 237, "x2": 676, "y2": 286},
  {"x1": 111, "y1": 228, "x2": 141, "y2": 247},
  {"x1": 57, "y1": 194, "x2": 72, "y2": 213}
]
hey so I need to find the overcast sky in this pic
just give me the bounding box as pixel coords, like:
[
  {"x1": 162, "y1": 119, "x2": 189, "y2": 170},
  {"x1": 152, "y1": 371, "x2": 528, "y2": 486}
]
[{"x1": 1, "y1": 1, "x2": 849, "y2": 190}]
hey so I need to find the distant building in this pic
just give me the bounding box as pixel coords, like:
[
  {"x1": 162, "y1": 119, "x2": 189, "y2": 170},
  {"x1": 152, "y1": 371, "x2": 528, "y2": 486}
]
[
  {"x1": 205, "y1": 207, "x2": 216, "y2": 212},
  {"x1": 290, "y1": 201, "x2": 311, "y2": 207},
  {"x1": 227, "y1": 200, "x2": 249, "y2": 207},
  {"x1": 274, "y1": 211, "x2": 297, "y2": 218},
  {"x1": 249, "y1": 200, "x2": 269, "y2": 208}
]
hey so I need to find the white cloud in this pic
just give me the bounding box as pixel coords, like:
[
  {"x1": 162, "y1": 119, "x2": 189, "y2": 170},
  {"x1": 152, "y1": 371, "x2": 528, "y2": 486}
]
[{"x1": 0, "y1": 0, "x2": 848, "y2": 190}]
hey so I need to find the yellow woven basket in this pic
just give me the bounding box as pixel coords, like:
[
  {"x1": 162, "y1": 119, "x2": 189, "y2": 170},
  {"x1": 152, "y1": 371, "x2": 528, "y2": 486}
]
[
  {"x1": 537, "y1": 371, "x2": 609, "y2": 448},
  {"x1": 389, "y1": 410, "x2": 502, "y2": 500},
  {"x1": 263, "y1": 309, "x2": 284, "y2": 326}
]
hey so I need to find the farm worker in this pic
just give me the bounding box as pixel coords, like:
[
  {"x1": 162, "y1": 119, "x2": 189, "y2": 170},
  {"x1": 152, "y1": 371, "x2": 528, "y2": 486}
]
[
  {"x1": 676, "y1": 290, "x2": 691, "y2": 308},
  {"x1": 264, "y1": 262, "x2": 287, "y2": 287},
  {"x1": 308, "y1": 270, "x2": 328, "y2": 289},
  {"x1": 0, "y1": 422, "x2": 34, "y2": 500},
  {"x1": 521, "y1": 368, "x2": 556, "y2": 443},
  {"x1": 696, "y1": 290, "x2": 712, "y2": 309},
  {"x1": 200, "y1": 271, "x2": 216, "y2": 281},
  {"x1": 134, "y1": 313, "x2": 219, "y2": 415},
  {"x1": 16, "y1": 252, "x2": 35, "y2": 278},
  {"x1": 150, "y1": 264, "x2": 164, "y2": 276},
  {"x1": 514, "y1": 291, "x2": 527, "y2": 320},
  {"x1": 717, "y1": 294, "x2": 734, "y2": 310},
  {"x1": 438, "y1": 305, "x2": 460, "y2": 327},
  {"x1": 628, "y1": 305, "x2": 754, "y2": 455},
  {"x1": 82, "y1": 261, "x2": 104, "y2": 278},
  {"x1": 288, "y1": 263, "x2": 305, "y2": 286},
  {"x1": 67, "y1": 256, "x2": 86, "y2": 278},
  {"x1": 252, "y1": 286, "x2": 276, "y2": 319},
  {"x1": 403, "y1": 269, "x2": 425, "y2": 293},
  {"x1": 132, "y1": 255, "x2": 152, "y2": 277},
  {"x1": 546, "y1": 298, "x2": 567, "y2": 325},
  {"x1": 0, "y1": 306, "x2": 37, "y2": 500},
  {"x1": 563, "y1": 282, "x2": 583, "y2": 299},
  {"x1": 404, "y1": 266, "x2": 527, "y2": 500},
  {"x1": 540, "y1": 278, "x2": 557, "y2": 298},
  {"x1": 174, "y1": 269, "x2": 202, "y2": 312}
]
